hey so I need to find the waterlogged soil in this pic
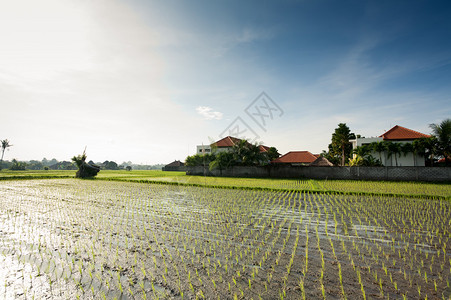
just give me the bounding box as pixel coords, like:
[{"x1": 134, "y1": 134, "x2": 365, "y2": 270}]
[{"x1": 0, "y1": 179, "x2": 450, "y2": 299}]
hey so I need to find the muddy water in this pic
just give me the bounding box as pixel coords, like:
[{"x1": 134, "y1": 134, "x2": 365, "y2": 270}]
[{"x1": 1, "y1": 179, "x2": 450, "y2": 299}]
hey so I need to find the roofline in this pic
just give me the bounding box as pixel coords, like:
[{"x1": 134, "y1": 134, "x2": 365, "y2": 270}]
[{"x1": 379, "y1": 125, "x2": 430, "y2": 140}]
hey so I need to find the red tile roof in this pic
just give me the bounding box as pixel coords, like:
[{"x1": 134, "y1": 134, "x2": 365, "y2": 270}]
[
  {"x1": 271, "y1": 151, "x2": 318, "y2": 164},
  {"x1": 259, "y1": 145, "x2": 271, "y2": 152},
  {"x1": 212, "y1": 136, "x2": 243, "y2": 147},
  {"x1": 380, "y1": 125, "x2": 430, "y2": 140},
  {"x1": 212, "y1": 136, "x2": 270, "y2": 153}
]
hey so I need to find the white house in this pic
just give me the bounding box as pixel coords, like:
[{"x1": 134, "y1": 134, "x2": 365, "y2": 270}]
[{"x1": 350, "y1": 125, "x2": 430, "y2": 166}]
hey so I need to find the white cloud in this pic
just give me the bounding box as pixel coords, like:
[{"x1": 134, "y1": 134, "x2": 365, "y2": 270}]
[{"x1": 196, "y1": 106, "x2": 223, "y2": 120}]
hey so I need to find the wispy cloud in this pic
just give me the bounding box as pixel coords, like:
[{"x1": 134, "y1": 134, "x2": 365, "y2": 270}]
[{"x1": 196, "y1": 106, "x2": 223, "y2": 120}]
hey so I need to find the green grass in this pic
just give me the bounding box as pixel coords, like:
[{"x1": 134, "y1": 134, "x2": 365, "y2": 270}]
[
  {"x1": 1, "y1": 169, "x2": 450, "y2": 199},
  {"x1": 0, "y1": 169, "x2": 74, "y2": 180}
]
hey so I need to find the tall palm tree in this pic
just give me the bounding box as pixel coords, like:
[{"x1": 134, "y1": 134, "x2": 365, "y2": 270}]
[
  {"x1": 371, "y1": 141, "x2": 386, "y2": 165},
  {"x1": 0, "y1": 139, "x2": 13, "y2": 170},
  {"x1": 430, "y1": 119, "x2": 451, "y2": 166},
  {"x1": 384, "y1": 141, "x2": 401, "y2": 166}
]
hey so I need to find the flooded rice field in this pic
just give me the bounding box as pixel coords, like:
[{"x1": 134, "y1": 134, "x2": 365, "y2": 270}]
[{"x1": 0, "y1": 179, "x2": 450, "y2": 299}]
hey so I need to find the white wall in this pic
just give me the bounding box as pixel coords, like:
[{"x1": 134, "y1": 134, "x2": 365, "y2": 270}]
[
  {"x1": 350, "y1": 137, "x2": 425, "y2": 167},
  {"x1": 196, "y1": 145, "x2": 212, "y2": 155}
]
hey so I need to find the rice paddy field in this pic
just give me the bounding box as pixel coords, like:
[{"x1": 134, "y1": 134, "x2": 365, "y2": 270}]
[{"x1": 0, "y1": 171, "x2": 451, "y2": 299}]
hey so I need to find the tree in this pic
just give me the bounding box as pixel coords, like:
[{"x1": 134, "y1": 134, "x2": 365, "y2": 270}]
[
  {"x1": 430, "y1": 119, "x2": 451, "y2": 166},
  {"x1": 185, "y1": 153, "x2": 216, "y2": 167},
  {"x1": 321, "y1": 150, "x2": 340, "y2": 166},
  {"x1": 0, "y1": 139, "x2": 13, "y2": 170},
  {"x1": 384, "y1": 141, "x2": 402, "y2": 167},
  {"x1": 209, "y1": 152, "x2": 235, "y2": 175},
  {"x1": 232, "y1": 140, "x2": 266, "y2": 166},
  {"x1": 413, "y1": 137, "x2": 438, "y2": 166},
  {"x1": 370, "y1": 141, "x2": 386, "y2": 164},
  {"x1": 329, "y1": 123, "x2": 356, "y2": 166},
  {"x1": 9, "y1": 159, "x2": 26, "y2": 170},
  {"x1": 350, "y1": 145, "x2": 382, "y2": 166},
  {"x1": 353, "y1": 144, "x2": 370, "y2": 158},
  {"x1": 103, "y1": 161, "x2": 119, "y2": 170},
  {"x1": 265, "y1": 147, "x2": 281, "y2": 162}
]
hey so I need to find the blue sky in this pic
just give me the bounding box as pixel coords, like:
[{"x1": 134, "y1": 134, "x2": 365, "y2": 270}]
[{"x1": 1, "y1": 0, "x2": 450, "y2": 164}]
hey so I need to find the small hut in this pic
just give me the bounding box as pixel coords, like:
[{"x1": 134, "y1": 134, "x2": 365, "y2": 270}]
[{"x1": 162, "y1": 160, "x2": 186, "y2": 171}]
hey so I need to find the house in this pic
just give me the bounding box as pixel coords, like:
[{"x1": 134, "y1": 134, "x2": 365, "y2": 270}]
[
  {"x1": 196, "y1": 136, "x2": 270, "y2": 154},
  {"x1": 350, "y1": 125, "x2": 430, "y2": 166},
  {"x1": 162, "y1": 160, "x2": 186, "y2": 171},
  {"x1": 271, "y1": 151, "x2": 320, "y2": 166}
]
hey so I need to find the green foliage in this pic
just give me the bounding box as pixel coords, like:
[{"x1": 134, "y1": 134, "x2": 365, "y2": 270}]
[
  {"x1": 349, "y1": 152, "x2": 383, "y2": 167},
  {"x1": 209, "y1": 151, "x2": 235, "y2": 172},
  {"x1": 185, "y1": 153, "x2": 216, "y2": 167},
  {"x1": 266, "y1": 147, "x2": 281, "y2": 162},
  {"x1": 362, "y1": 155, "x2": 383, "y2": 166},
  {"x1": 102, "y1": 161, "x2": 119, "y2": 170},
  {"x1": 9, "y1": 159, "x2": 27, "y2": 170},
  {"x1": 188, "y1": 141, "x2": 278, "y2": 170},
  {"x1": 321, "y1": 150, "x2": 339, "y2": 166},
  {"x1": 231, "y1": 140, "x2": 266, "y2": 166},
  {"x1": 430, "y1": 118, "x2": 451, "y2": 165}
]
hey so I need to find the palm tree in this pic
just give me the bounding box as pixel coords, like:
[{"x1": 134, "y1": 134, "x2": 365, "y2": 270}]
[
  {"x1": 400, "y1": 143, "x2": 414, "y2": 166},
  {"x1": 0, "y1": 139, "x2": 13, "y2": 170},
  {"x1": 353, "y1": 144, "x2": 370, "y2": 158},
  {"x1": 384, "y1": 141, "x2": 401, "y2": 166},
  {"x1": 430, "y1": 119, "x2": 451, "y2": 166},
  {"x1": 371, "y1": 141, "x2": 386, "y2": 165}
]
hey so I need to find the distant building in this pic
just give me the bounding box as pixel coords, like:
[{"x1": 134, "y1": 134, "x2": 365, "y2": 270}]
[
  {"x1": 162, "y1": 160, "x2": 186, "y2": 171},
  {"x1": 271, "y1": 151, "x2": 320, "y2": 166},
  {"x1": 196, "y1": 136, "x2": 270, "y2": 154},
  {"x1": 350, "y1": 125, "x2": 430, "y2": 166}
]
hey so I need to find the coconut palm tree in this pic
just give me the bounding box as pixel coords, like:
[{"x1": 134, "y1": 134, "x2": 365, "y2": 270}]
[
  {"x1": 384, "y1": 141, "x2": 402, "y2": 166},
  {"x1": 0, "y1": 139, "x2": 13, "y2": 170},
  {"x1": 371, "y1": 141, "x2": 386, "y2": 165},
  {"x1": 430, "y1": 119, "x2": 451, "y2": 166}
]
